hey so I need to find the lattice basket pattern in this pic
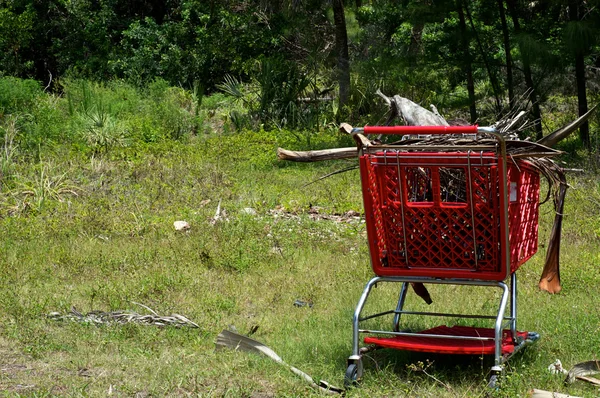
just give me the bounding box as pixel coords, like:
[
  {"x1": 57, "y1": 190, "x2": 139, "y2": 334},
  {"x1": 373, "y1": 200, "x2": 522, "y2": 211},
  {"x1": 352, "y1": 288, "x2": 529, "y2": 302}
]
[{"x1": 507, "y1": 162, "x2": 540, "y2": 272}]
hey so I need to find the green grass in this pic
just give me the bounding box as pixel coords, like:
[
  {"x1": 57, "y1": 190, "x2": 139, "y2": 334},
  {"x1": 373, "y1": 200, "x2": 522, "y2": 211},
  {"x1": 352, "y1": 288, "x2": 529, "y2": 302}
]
[{"x1": 1, "y1": 79, "x2": 600, "y2": 397}]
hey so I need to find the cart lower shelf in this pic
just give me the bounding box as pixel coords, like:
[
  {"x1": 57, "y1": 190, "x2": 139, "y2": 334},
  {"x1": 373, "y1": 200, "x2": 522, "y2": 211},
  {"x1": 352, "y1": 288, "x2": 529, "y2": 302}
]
[{"x1": 364, "y1": 325, "x2": 531, "y2": 355}]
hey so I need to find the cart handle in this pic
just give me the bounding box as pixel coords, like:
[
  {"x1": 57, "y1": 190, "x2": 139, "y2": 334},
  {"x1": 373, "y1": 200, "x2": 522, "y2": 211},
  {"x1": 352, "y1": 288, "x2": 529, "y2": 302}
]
[
  {"x1": 356, "y1": 125, "x2": 490, "y2": 135},
  {"x1": 351, "y1": 125, "x2": 501, "y2": 152}
]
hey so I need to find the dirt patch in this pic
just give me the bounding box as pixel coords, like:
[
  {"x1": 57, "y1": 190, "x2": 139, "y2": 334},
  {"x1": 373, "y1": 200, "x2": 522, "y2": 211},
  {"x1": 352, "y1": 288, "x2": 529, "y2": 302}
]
[
  {"x1": 269, "y1": 206, "x2": 363, "y2": 224},
  {"x1": 0, "y1": 335, "x2": 70, "y2": 393},
  {"x1": 0, "y1": 335, "x2": 35, "y2": 391}
]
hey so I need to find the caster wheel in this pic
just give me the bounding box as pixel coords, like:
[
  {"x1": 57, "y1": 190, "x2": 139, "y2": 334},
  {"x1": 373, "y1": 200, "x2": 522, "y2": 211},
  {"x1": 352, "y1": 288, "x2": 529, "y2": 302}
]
[
  {"x1": 487, "y1": 373, "x2": 499, "y2": 389},
  {"x1": 344, "y1": 363, "x2": 360, "y2": 388}
]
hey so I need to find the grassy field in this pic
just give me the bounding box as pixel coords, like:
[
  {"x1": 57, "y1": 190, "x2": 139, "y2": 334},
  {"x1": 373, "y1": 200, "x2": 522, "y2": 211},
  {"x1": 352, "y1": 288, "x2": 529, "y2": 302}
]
[{"x1": 1, "y1": 79, "x2": 600, "y2": 397}]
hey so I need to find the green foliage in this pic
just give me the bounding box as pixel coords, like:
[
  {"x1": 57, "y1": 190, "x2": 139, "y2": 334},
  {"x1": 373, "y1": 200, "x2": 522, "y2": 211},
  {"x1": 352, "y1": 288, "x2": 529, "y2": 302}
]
[
  {"x1": 0, "y1": 115, "x2": 18, "y2": 187},
  {"x1": 563, "y1": 20, "x2": 597, "y2": 55},
  {"x1": 62, "y1": 78, "x2": 199, "y2": 151},
  {"x1": 112, "y1": 3, "x2": 282, "y2": 89},
  {"x1": 15, "y1": 162, "x2": 79, "y2": 213},
  {"x1": 145, "y1": 79, "x2": 197, "y2": 140},
  {"x1": 114, "y1": 17, "x2": 190, "y2": 86},
  {"x1": 78, "y1": 109, "x2": 128, "y2": 154},
  {"x1": 253, "y1": 57, "x2": 313, "y2": 129},
  {"x1": 217, "y1": 57, "x2": 336, "y2": 134},
  {"x1": 0, "y1": 76, "x2": 41, "y2": 114},
  {"x1": 0, "y1": 77, "x2": 69, "y2": 156},
  {"x1": 0, "y1": 4, "x2": 35, "y2": 75}
]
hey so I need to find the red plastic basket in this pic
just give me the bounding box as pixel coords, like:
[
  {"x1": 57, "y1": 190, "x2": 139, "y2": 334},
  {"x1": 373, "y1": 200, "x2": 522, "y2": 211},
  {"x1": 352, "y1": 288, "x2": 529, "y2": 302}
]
[{"x1": 359, "y1": 150, "x2": 539, "y2": 281}]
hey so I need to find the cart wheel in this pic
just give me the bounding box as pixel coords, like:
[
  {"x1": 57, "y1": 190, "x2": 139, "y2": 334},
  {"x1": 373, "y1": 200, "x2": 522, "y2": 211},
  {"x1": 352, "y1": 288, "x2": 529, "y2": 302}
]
[
  {"x1": 487, "y1": 373, "x2": 499, "y2": 389},
  {"x1": 344, "y1": 363, "x2": 360, "y2": 388}
]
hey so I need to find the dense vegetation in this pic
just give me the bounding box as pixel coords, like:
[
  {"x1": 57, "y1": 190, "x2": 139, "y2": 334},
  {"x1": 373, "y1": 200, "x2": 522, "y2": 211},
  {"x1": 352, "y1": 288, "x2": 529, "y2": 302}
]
[
  {"x1": 1, "y1": 1, "x2": 600, "y2": 397},
  {"x1": 1, "y1": 0, "x2": 599, "y2": 145}
]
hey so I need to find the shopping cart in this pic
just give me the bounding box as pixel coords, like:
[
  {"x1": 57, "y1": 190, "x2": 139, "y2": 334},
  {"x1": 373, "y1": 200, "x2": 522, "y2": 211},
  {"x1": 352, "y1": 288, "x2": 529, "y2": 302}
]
[{"x1": 346, "y1": 125, "x2": 540, "y2": 388}]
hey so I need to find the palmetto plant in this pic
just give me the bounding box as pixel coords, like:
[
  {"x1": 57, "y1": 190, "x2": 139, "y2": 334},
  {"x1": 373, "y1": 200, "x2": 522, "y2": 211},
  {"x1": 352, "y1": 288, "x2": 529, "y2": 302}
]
[
  {"x1": 217, "y1": 75, "x2": 245, "y2": 102},
  {"x1": 218, "y1": 58, "x2": 319, "y2": 131},
  {"x1": 79, "y1": 108, "x2": 127, "y2": 154},
  {"x1": 67, "y1": 80, "x2": 128, "y2": 153}
]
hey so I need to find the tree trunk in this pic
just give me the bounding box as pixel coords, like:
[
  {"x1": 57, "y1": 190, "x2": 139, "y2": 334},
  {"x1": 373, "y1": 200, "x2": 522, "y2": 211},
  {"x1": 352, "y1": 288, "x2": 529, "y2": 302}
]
[
  {"x1": 569, "y1": 0, "x2": 590, "y2": 149},
  {"x1": 333, "y1": 0, "x2": 350, "y2": 108},
  {"x1": 506, "y1": 0, "x2": 543, "y2": 140},
  {"x1": 408, "y1": 22, "x2": 425, "y2": 65},
  {"x1": 457, "y1": 0, "x2": 477, "y2": 123},
  {"x1": 574, "y1": 52, "x2": 590, "y2": 148},
  {"x1": 465, "y1": 3, "x2": 502, "y2": 113},
  {"x1": 498, "y1": 0, "x2": 515, "y2": 110}
]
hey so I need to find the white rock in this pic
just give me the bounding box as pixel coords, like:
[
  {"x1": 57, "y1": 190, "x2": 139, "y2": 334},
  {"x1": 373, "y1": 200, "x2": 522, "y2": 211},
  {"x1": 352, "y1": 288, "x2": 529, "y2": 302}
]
[
  {"x1": 548, "y1": 359, "x2": 567, "y2": 375},
  {"x1": 174, "y1": 221, "x2": 191, "y2": 231}
]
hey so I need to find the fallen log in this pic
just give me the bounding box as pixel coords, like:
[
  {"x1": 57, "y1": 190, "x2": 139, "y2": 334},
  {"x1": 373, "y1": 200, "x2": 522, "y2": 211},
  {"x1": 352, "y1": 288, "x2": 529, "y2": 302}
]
[
  {"x1": 376, "y1": 89, "x2": 450, "y2": 126},
  {"x1": 277, "y1": 147, "x2": 356, "y2": 162}
]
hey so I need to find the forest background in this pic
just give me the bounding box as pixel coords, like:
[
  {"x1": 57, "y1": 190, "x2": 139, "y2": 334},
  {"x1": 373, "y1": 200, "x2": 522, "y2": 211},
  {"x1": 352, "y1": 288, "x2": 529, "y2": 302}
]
[
  {"x1": 1, "y1": 0, "x2": 600, "y2": 397},
  {"x1": 1, "y1": 0, "x2": 599, "y2": 144}
]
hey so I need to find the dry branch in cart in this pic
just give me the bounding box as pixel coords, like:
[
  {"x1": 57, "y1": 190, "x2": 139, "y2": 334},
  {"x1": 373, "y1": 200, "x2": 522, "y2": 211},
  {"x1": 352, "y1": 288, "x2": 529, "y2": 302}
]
[{"x1": 278, "y1": 93, "x2": 597, "y2": 295}]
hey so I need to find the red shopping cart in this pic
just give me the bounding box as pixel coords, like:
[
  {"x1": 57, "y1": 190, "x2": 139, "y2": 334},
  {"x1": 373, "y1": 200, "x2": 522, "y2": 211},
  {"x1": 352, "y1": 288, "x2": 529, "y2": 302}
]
[{"x1": 346, "y1": 125, "x2": 540, "y2": 387}]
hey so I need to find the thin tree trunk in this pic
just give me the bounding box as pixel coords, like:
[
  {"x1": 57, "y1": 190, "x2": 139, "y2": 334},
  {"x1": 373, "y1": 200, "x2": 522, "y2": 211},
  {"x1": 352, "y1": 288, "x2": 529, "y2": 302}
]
[
  {"x1": 506, "y1": 0, "x2": 543, "y2": 139},
  {"x1": 498, "y1": 0, "x2": 515, "y2": 110},
  {"x1": 574, "y1": 52, "x2": 589, "y2": 148},
  {"x1": 465, "y1": 3, "x2": 502, "y2": 113},
  {"x1": 408, "y1": 22, "x2": 424, "y2": 65},
  {"x1": 569, "y1": 0, "x2": 590, "y2": 149},
  {"x1": 457, "y1": 0, "x2": 477, "y2": 123},
  {"x1": 333, "y1": 0, "x2": 350, "y2": 108}
]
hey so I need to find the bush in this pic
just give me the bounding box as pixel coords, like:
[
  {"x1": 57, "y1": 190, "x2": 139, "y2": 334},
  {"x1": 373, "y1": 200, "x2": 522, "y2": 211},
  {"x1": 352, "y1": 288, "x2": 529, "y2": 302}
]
[{"x1": 0, "y1": 77, "x2": 41, "y2": 115}]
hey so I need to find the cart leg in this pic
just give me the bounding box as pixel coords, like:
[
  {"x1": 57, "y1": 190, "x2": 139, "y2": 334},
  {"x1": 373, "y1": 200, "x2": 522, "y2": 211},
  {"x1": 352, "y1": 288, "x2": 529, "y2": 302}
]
[
  {"x1": 351, "y1": 277, "x2": 380, "y2": 357},
  {"x1": 510, "y1": 272, "x2": 518, "y2": 342},
  {"x1": 493, "y1": 282, "x2": 509, "y2": 376},
  {"x1": 392, "y1": 282, "x2": 409, "y2": 332},
  {"x1": 489, "y1": 283, "x2": 508, "y2": 389},
  {"x1": 347, "y1": 277, "x2": 380, "y2": 386}
]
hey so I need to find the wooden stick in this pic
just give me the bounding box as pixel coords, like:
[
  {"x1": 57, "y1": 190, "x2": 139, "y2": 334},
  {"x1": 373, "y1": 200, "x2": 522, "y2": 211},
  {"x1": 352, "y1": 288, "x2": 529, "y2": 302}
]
[
  {"x1": 276, "y1": 147, "x2": 356, "y2": 162},
  {"x1": 530, "y1": 389, "x2": 581, "y2": 398}
]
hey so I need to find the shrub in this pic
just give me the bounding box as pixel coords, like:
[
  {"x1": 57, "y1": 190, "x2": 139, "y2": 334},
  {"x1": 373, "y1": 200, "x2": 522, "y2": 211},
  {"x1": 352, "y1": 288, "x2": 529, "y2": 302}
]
[{"x1": 0, "y1": 76, "x2": 41, "y2": 115}]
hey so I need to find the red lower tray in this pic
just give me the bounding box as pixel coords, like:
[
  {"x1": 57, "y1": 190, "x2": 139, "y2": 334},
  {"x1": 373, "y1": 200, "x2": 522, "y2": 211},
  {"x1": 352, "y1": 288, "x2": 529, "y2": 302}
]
[{"x1": 364, "y1": 325, "x2": 528, "y2": 355}]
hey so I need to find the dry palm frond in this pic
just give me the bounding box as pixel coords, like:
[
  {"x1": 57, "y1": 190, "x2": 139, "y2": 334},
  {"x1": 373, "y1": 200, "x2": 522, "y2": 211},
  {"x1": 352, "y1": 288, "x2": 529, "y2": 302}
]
[
  {"x1": 565, "y1": 360, "x2": 600, "y2": 384},
  {"x1": 216, "y1": 329, "x2": 344, "y2": 395},
  {"x1": 47, "y1": 305, "x2": 199, "y2": 328}
]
